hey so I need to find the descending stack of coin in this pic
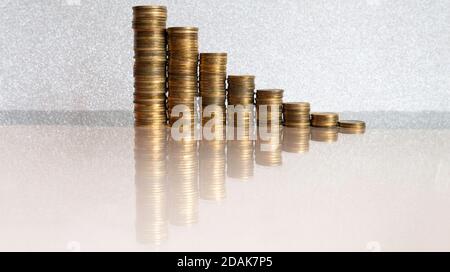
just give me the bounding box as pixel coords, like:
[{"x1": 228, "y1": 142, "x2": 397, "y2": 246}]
[
  {"x1": 132, "y1": 6, "x2": 168, "y2": 126},
  {"x1": 311, "y1": 127, "x2": 339, "y2": 143},
  {"x1": 282, "y1": 102, "x2": 311, "y2": 128},
  {"x1": 227, "y1": 127, "x2": 255, "y2": 180},
  {"x1": 200, "y1": 53, "x2": 227, "y2": 128},
  {"x1": 282, "y1": 127, "x2": 311, "y2": 153},
  {"x1": 199, "y1": 137, "x2": 226, "y2": 201},
  {"x1": 256, "y1": 89, "x2": 284, "y2": 126},
  {"x1": 134, "y1": 126, "x2": 168, "y2": 244},
  {"x1": 256, "y1": 126, "x2": 282, "y2": 166},
  {"x1": 227, "y1": 75, "x2": 255, "y2": 127},
  {"x1": 338, "y1": 120, "x2": 366, "y2": 134},
  {"x1": 311, "y1": 112, "x2": 339, "y2": 127},
  {"x1": 168, "y1": 133, "x2": 199, "y2": 226},
  {"x1": 167, "y1": 27, "x2": 199, "y2": 126}
]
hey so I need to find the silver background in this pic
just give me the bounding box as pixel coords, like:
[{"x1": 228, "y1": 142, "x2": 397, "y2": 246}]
[{"x1": 0, "y1": 0, "x2": 449, "y2": 111}]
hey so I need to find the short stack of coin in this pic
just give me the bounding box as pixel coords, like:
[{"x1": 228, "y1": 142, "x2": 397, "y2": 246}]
[
  {"x1": 311, "y1": 112, "x2": 339, "y2": 128},
  {"x1": 282, "y1": 127, "x2": 311, "y2": 153},
  {"x1": 200, "y1": 53, "x2": 227, "y2": 127},
  {"x1": 227, "y1": 75, "x2": 255, "y2": 127},
  {"x1": 134, "y1": 126, "x2": 168, "y2": 244},
  {"x1": 167, "y1": 27, "x2": 199, "y2": 126},
  {"x1": 282, "y1": 102, "x2": 311, "y2": 128},
  {"x1": 338, "y1": 120, "x2": 366, "y2": 134},
  {"x1": 256, "y1": 89, "x2": 283, "y2": 127},
  {"x1": 132, "y1": 6, "x2": 168, "y2": 126}
]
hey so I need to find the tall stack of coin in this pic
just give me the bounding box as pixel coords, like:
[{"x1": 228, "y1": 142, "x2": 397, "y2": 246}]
[
  {"x1": 311, "y1": 112, "x2": 339, "y2": 128},
  {"x1": 167, "y1": 27, "x2": 199, "y2": 126},
  {"x1": 338, "y1": 120, "x2": 366, "y2": 134},
  {"x1": 132, "y1": 6, "x2": 168, "y2": 126},
  {"x1": 200, "y1": 53, "x2": 227, "y2": 128},
  {"x1": 168, "y1": 134, "x2": 199, "y2": 226},
  {"x1": 256, "y1": 89, "x2": 283, "y2": 126},
  {"x1": 227, "y1": 127, "x2": 255, "y2": 180},
  {"x1": 134, "y1": 126, "x2": 168, "y2": 244},
  {"x1": 282, "y1": 102, "x2": 311, "y2": 128},
  {"x1": 227, "y1": 75, "x2": 255, "y2": 127},
  {"x1": 256, "y1": 126, "x2": 282, "y2": 166},
  {"x1": 199, "y1": 137, "x2": 226, "y2": 201},
  {"x1": 282, "y1": 127, "x2": 311, "y2": 153}
]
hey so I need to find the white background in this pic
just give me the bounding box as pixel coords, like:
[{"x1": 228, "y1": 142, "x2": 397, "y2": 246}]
[{"x1": 0, "y1": 0, "x2": 449, "y2": 111}]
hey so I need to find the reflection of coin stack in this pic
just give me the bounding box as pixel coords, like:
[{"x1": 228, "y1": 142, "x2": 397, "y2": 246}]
[
  {"x1": 256, "y1": 126, "x2": 282, "y2": 166},
  {"x1": 256, "y1": 89, "x2": 283, "y2": 126},
  {"x1": 199, "y1": 137, "x2": 226, "y2": 201},
  {"x1": 227, "y1": 127, "x2": 255, "y2": 180},
  {"x1": 200, "y1": 53, "x2": 227, "y2": 129},
  {"x1": 311, "y1": 127, "x2": 339, "y2": 143},
  {"x1": 168, "y1": 135, "x2": 199, "y2": 226},
  {"x1": 283, "y1": 102, "x2": 311, "y2": 128},
  {"x1": 167, "y1": 27, "x2": 199, "y2": 126},
  {"x1": 134, "y1": 126, "x2": 168, "y2": 244},
  {"x1": 227, "y1": 75, "x2": 255, "y2": 127},
  {"x1": 132, "y1": 6, "x2": 168, "y2": 126},
  {"x1": 282, "y1": 127, "x2": 311, "y2": 153},
  {"x1": 338, "y1": 120, "x2": 366, "y2": 134},
  {"x1": 311, "y1": 112, "x2": 339, "y2": 128}
]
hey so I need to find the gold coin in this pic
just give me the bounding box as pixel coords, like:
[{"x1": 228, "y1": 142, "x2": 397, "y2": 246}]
[{"x1": 338, "y1": 120, "x2": 366, "y2": 129}]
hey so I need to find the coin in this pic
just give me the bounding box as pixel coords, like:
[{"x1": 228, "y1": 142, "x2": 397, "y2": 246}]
[
  {"x1": 167, "y1": 27, "x2": 199, "y2": 126},
  {"x1": 310, "y1": 112, "x2": 339, "y2": 127},
  {"x1": 133, "y1": 5, "x2": 168, "y2": 126},
  {"x1": 338, "y1": 120, "x2": 366, "y2": 129}
]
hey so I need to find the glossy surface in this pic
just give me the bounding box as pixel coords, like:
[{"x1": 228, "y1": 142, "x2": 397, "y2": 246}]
[{"x1": 0, "y1": 112, "x2": 449, "y2": 252}]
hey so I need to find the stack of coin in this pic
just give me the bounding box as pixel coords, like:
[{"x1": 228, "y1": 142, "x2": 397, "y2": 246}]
[
  {"x1": 227, "y1": 75, "x2": 255, "y2": 106},
  {"x1": 311, "y1": 112, "x2": 339, "y2": 127},
  {"x1": 227, "y1": 127, "x2": 255, "y2": 180},
  {"x1": 227, "y1": 75, "x2": 255, "y2": 127},
  {"x1": 282, "y1": 102, "x2": 311, "y2": 128},
  {"x1": 132, "y1": 6, "x2": 168, "y2": 126},
  {"x1": 338, "y1": 120, "x2": 366, "y2": 134},
  {"x1": 311, "y1": 127, "x2": 339, "y2": 143},
  {"x1": 167, "y1": 27, "x2": 199, "y2": 126},
  {"x1": 168, "y1": 134, "x2": 199, "y2": 226},
  {"x1": 256, "y1": 126, "x2": 282, "y2": 166},
  {"x1": 256, "y1": 89, "x2": 283, "y2": 126},
  {"x1": 134, "y1": 126, "x2": 168, "y2": 244},
  {"x1": 282, "y1": 127, "x2": 311, "y2": 153},
  {"x1": 200, "y1": 53, "x2": 227, "y2": 127},
  {"x1": 199, "y1": 137, "x2": 226, "y2": 201}
]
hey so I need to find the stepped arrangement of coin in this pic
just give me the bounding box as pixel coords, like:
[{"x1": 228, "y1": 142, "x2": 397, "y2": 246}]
[
  {"x1": 132, "y1": 6, "x2": 168, "y2": 126},
  {"x1": 131, "y1": 5, "x2": 366, "y2": 134},
  {"x1": 283, "y1": 102, "x2": 311, "y2": 128},
  {"x1": 167, "y1": 27, "x2": 199, "y2": 126},
  {"x1": 200, "y1": 53, "x2": 227, "y2": 128},
  {"x1": 256, "y1": 89, "x2": 284, "y2": 126},
  {"x1": 134, "y1": 126, "x2": 168, "y2": 244},
  {"x1": 227, "y1": 75, "x2": 255, "y2": 127}
]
